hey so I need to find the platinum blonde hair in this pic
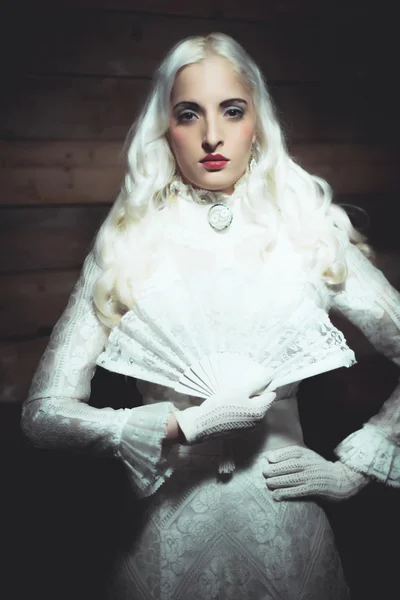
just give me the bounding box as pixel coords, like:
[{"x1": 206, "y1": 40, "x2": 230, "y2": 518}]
[{"x1": 93, "y1": 32, "x2": 367, "y2": 327}]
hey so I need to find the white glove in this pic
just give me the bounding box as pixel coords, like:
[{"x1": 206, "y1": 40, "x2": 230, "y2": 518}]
[
  {"x1": 175, "y1": 370, "x2": 277, "y2": 445},
  {"x1": 263, "y1": 445, "x2": 370, "y2": 502}
]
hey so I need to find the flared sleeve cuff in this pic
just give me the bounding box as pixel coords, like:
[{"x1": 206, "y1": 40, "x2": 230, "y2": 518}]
[
  {"x1": 334, "y1": 423, "x2": 400, "y2": 487},
  {"x1": 117, "y1": 401, "x2": 178, "y2": 498}
]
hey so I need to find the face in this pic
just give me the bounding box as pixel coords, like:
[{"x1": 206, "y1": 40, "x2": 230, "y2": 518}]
[{"x1": 168, "y1": 55, "x2": 257, "y2": 195}]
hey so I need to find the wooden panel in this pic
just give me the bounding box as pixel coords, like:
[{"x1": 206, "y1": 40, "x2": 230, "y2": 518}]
[
  {"x1": 208, "y1": 0, "x2": 394, "y2": 20},
  {"x1": 1, "y1": 193, "x2": 400, "y2": 278},
  {"x1": 291, "y1": 143, "x2": 400, "y2": 196},
  {"x1": 1, "y1": 195, "x2": 400, "y2": 274},
  {"x1": 1, "y1": 12, "x2": 317, "y2": 80},
  {"x1": 0, "y1": 76, "x2": 148, "y2": 140},
  {"x1": 336, "y1": 195, "x2": 400, "y2": 251},
  {"x1": 1, "y1": 10, "x2": 395, "y2": 84},
  {"x1": 0, "y1": 269, "x2": 79, "y2": 338},
  {"x1": 0, "y1": 140, "x2": 124, "y2": 168},
  {"x1": 1, "y1": 141, "x2": 398, "y2": 206},
  {"x1": 20, "y1": 1, "x2": 386, "y2": 18},
  {"x1": 1, "y1": 76, "x2": 399, "y2": 142},
  {"x1": 0, "y1": 337, "x2": 49, "y2": 404},
  {"x1": 0, "y1": 140, "x2": 123, "y2": 205},
  {"x1": 0, "y1": 165, "x2": 123, "y2": 205},
  {"x1": 0, "y1": 205, "x2": 109, "y2": 273}
]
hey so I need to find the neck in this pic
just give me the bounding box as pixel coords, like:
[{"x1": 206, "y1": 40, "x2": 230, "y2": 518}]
[{"x1": 169, "y1": 173, "x2": 247, "y2": 205}]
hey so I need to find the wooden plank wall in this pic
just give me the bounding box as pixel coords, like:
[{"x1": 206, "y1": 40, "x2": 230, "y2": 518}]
[
  {"x1": 0, "y1": 3, "x2": 399, "y2": 598},
  {"x1": 1, "y1": 2, "x2": 399, "y2": 407}
]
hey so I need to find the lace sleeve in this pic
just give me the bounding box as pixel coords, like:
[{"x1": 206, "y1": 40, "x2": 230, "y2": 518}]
[
  {"x1": 20, "y1": 252, "x2": 176, "y2": 497},
  {"x1": 330, "y1": 242, "x2": 400, "y2": 487}
]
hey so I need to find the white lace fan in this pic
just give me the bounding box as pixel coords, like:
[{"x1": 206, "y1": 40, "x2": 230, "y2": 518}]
[{"x1": 97, "y1": 268, "x2": 356, "y2": 398}]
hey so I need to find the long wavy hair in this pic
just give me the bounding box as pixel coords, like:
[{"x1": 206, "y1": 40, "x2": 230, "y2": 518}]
[{"x1": 93, "y1": 32, "x2": 368, "y2": 327}]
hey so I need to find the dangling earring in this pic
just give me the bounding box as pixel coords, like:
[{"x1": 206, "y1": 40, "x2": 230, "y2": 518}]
[
  {"x1": 169, "y1": 178, "x2": 180, "y2": 197},
  {"x1": 168, "y1": 163, "x2": 181, "y2": 197},
  {"x1": 249, "y1": 146, "x2": 257, "y2": 173}
]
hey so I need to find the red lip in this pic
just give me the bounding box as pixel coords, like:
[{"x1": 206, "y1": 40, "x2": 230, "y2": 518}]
[{"x1": 200, "y1": 154, "x2": 229, "y2": 162}]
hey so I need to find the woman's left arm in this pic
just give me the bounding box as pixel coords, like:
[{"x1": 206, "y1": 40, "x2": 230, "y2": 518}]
[
  {"x1": 264, "y1": 241, "x2": 400, "y2": 500},
  {"x1": 329, "y1": 242, "x2": 400, "y2": 486}
]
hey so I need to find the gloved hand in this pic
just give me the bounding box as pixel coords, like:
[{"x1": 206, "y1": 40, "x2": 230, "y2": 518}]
[
  {"x1": 175, "y1": 370, "x2": 276, "y2": 445},
  {"x1": 263, "y1": 445, "x2": 370, "y2": 501}
]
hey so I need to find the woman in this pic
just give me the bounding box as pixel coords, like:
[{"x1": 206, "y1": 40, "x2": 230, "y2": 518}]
[{"x1": 21, "y1": 33, "x2": 400, "y2": 599}]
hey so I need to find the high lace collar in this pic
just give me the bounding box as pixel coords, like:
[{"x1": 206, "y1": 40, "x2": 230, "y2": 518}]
[{"x1": 168, "y1": 171, "x2": 248, "y2": 205}]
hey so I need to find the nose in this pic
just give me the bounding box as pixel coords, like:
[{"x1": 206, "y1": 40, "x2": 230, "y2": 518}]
[{"x1": 202, "y1": 116, "x2": 223, "y2": 152}]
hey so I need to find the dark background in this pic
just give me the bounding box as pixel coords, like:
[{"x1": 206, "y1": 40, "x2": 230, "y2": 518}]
[{"x1": 1, "y1": 1, "x2": 399, "y2": 599}]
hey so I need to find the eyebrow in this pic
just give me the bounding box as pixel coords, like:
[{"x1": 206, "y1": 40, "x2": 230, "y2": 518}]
[{"x1": 173, "y1": 98, "x2": 248, "y2": 111}]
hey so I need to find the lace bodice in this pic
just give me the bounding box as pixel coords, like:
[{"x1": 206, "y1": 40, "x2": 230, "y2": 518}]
[{"x1": 20, "y1": 190, "x2": 400, "y2": 496}]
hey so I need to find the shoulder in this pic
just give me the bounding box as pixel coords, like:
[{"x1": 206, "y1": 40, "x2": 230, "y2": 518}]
[{"x1": 79, "y1": 249, "x2": 103, "y2": 287}]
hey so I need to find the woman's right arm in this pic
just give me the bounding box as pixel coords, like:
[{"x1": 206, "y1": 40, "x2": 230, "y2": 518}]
[{"x1": 21, "y1": 252, "x2": 177, "y2": 497}]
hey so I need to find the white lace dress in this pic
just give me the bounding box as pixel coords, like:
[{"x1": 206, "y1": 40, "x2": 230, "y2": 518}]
[{"x1": 21, "y1": 187, "x2": 400, "y2": 600}]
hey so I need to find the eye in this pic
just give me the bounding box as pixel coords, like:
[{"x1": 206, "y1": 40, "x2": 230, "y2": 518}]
[
  {"x1": 177, "y1": 110, "x2": 198, "y2": 123},
  {"x1": 225, "y1": 107, "x2": 244, "y2": 119}
]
